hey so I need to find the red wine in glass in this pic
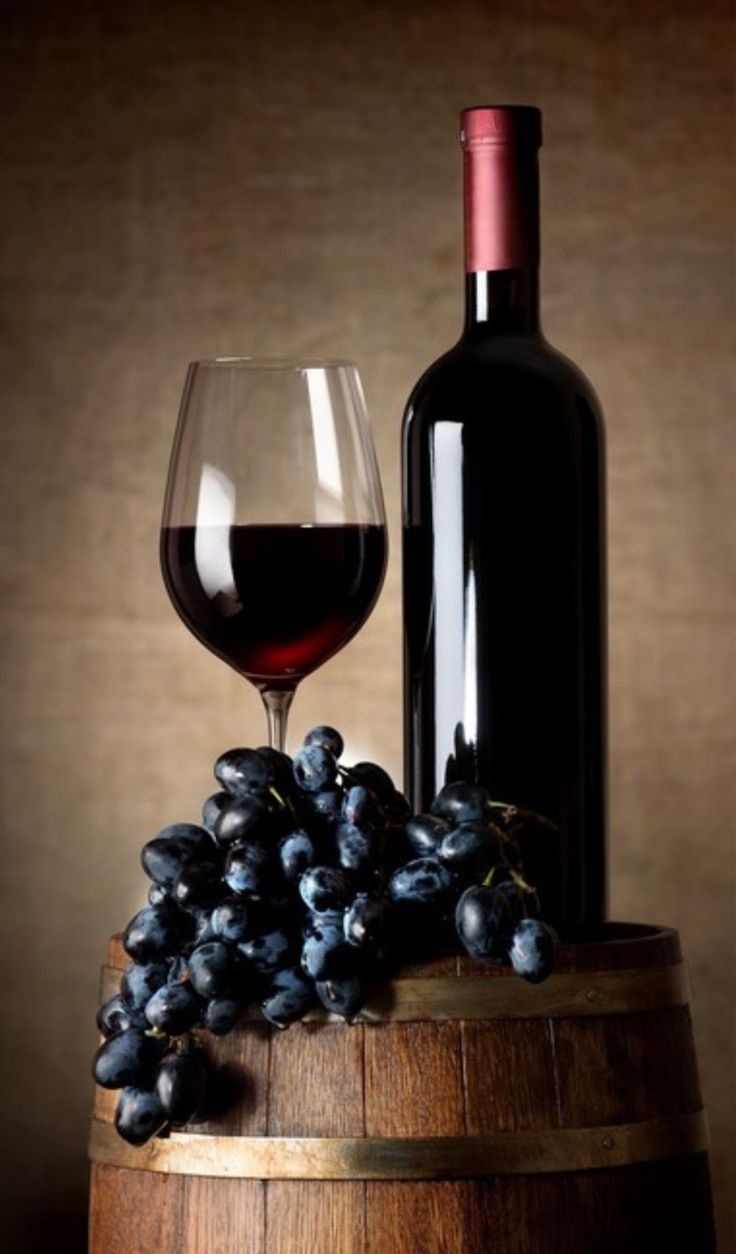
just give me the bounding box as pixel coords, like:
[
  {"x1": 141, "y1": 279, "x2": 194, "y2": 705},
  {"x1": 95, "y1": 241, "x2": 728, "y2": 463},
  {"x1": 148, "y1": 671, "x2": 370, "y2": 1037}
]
[
  {"x1": 161, "y1": 522, "x2": 386, "y2": 687},
  {"x1": 160, "y1": 358, "x2": 387, "y2": 749}
]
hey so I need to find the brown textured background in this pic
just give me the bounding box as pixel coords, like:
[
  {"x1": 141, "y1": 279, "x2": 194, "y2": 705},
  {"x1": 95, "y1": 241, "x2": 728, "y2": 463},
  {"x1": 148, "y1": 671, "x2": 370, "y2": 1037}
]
[{"x1": 0, "y1": 0, "x2": 733, "y2": 1249}]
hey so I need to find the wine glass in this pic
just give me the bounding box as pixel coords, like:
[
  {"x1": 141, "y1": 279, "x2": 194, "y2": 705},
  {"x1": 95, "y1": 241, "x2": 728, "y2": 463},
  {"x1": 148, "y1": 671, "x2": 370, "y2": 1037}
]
[{"x1": 160, "y1": 358, "x2": 387, "y2": 752}]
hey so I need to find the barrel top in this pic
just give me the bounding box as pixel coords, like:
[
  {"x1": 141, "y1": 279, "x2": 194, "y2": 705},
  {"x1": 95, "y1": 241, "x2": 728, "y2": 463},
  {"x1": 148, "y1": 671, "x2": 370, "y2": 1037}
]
[{"x1": 107, "y1": 922, "x2": 682, "y2": 977}]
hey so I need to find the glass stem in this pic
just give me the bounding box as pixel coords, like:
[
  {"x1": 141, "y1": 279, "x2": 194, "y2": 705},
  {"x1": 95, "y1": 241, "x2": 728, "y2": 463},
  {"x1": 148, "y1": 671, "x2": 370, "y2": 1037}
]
[{"x1": 260, "y1": 688, "x2": 295, "y2": 753}]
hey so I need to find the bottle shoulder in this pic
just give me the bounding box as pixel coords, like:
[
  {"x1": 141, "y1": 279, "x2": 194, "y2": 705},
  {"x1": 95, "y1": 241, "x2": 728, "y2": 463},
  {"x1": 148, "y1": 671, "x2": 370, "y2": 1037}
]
[{"x1": 403, "y1": 333, "x2": 604, "y2": 428}]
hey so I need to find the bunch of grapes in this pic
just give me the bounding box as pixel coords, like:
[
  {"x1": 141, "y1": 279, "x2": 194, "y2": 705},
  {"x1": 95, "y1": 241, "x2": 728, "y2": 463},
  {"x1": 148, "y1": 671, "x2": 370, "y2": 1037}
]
[{"x1": 93, "y1": 727, "x2": 557, "y2": 1145}]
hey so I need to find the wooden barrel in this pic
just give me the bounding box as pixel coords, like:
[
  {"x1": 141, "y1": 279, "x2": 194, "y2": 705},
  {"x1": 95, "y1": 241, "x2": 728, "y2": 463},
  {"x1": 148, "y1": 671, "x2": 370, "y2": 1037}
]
[{"x1": 89, "y1": 923, "x2": 715, "y2": 1253}]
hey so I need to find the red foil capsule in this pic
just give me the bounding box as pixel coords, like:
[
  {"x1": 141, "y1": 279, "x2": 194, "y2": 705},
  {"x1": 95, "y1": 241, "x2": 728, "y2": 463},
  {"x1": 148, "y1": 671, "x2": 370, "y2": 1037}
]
[{"x1": 460, "y1": 105, "x2": 542, "y2": 274}]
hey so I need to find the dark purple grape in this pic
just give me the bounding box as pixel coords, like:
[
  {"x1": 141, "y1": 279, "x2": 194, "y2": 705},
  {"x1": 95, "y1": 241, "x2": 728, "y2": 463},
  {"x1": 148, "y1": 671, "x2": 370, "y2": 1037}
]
[
  {"x1": 173, "y1": 861, "x2": 225, "y2": 910},
  {"x1": 293, "y1": 744, "x2": 337, "y2": 793},
  {"x1": 315, "y1": 975, "x2": 364, "y2": 1018},
  {"x1": 123, "y1": 903, "x2": 194, "y2": 961},
  {"x1": 304, "y1": 725, "x2": 344, "y2": 759},
  {"x1": 202, "y1": 790, "x2": 230, "y2": 835},
  {"x1": 155, "y1": 1051, "x2": 207, "y2": 1125},
  {"x1": 387, "y1": 858, "x2": 454, "y2": 907},
  {"x1": 203, "y1": 994, "x2": 245, "y2": 1036},
  {"x1": 336, "y1": 822, "x2": 377, "y2": 873},
  {"x1": 141, "y1": 825, "x2": 214, "y2": 889},
  {"x1": 342, "y1": 785, "x2": 374, "y2": 826},
  {"x1": 148, "y1": 884, "x2": 169, "y2": 906},
  {"x1": 261, "y1": 966, "x2": 315, "y2": 1028},
  {"x1": 215, "y1": 747, "x2": 274, "y2": 799},
  {"x1": 120, "y1": 961, "x2": 169, "y2": 1011},
  {"x1": 386, "y1": 790, "x2": 412, "y2": 823},
  {"x1": 211, "y1": 896, "x2": 254, "y2": 943},
  {"x1": 145, "y1": 982, "x2": 202, "y2": 1035},
  {"x1": 279, "y1": 829, "x2": 317, "y2": 881},
  {"x1": 345, "y1": 761, "x2": 395, "y2": 803},
  {"x1": 307, "y1": 788, "x2": 344, "y2": 826},
  {"x1": 255, "y1": 746, "x2": 296, "y2": 794},
  {"x1": 343, "y1": 894, "x2": 391, "y2": 953},
  {"x1": 115, "y1": 1086, "x2": 168, "y2": 1145},
  {"x1": 223, "y1": 843, "x2": 273, "y2": 897},
  {"x1": 405, "y1": 814, "x2": 447, "y2": 858},
  {"x1": 237, "y1": 927, "x2": 293, "y2": 974},
  {"x1": 301, "y1": 919, "x2": 352, "y2": 980},
  {"x1": 431, "y1": 782, "x2": 490, "y2": 824},
  {"x1": 214, "y1": 796, "x2": 270, "y2": 847},
  {"x1": 92, "y1": 1028, "x2": 164, "y2": 1090},
  {"x1": 96, "y1": 995, "x2": 144, "y2": 1038},
  {"x1": 298, "y1": 866, "x2": 352, "y2": 915},
  {"x1": 509, "y1": 918, "x2": 557, "y2": 983},
  {"x1": 187, "y1": 941, "x2": 235, "y2": 999},
  {"x1": 455, "y1": 884, "x2": 509, "y2": 961},
  {"x1": 439, "y1": 822, "x2": 502, "y2": 872}
]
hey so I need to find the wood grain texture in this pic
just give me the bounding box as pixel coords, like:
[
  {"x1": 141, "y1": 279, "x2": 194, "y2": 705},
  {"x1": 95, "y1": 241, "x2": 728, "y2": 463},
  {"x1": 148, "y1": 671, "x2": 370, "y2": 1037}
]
[{"x1": 265, "y1": 1019, "x2": 366, "y2": 1253}]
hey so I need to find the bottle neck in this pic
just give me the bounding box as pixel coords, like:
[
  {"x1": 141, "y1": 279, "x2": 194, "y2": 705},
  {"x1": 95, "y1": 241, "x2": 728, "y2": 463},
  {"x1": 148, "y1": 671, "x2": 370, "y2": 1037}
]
[
  {"x1": 462, "y1": 126, "x2": 540, "y2": 337},
  {"x1": 464, "y1": 269, "x2": 540, "y2": 336}
]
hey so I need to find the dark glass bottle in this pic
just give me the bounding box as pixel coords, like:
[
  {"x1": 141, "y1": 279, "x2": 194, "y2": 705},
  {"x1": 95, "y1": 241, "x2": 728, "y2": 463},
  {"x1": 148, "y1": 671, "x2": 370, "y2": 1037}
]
[{"x1": 402, "y1": 106, "x2": 607, "y2": 929}]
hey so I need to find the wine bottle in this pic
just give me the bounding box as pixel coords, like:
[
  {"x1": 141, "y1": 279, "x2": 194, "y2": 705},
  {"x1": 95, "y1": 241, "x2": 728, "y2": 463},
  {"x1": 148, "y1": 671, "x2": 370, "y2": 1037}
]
[{"x1": 402, "y1": 105, "x2": 607, "y2": 929}]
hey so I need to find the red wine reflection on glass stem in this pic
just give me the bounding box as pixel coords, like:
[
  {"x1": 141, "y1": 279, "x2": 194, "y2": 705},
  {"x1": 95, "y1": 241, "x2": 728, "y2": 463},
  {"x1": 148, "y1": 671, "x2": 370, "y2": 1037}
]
[
  {"x1": 402, "y1": 107, "x2": 607, "y2": 930},
  {"x1": 161, "y1": 359, "x2": 387, "y2": 751}
]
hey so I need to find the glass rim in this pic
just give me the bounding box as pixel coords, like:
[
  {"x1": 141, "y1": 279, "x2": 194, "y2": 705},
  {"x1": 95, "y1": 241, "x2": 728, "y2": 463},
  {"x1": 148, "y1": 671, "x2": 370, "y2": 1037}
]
[{"x1": 189, "y1": 355, "x2": 357, "y2": 372}]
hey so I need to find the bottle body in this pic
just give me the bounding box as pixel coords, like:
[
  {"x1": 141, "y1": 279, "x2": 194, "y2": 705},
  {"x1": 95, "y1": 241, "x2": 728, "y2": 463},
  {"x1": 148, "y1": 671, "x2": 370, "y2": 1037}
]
[{"x1": 402, "y1": 313, "x2": 607, "y2": 930}]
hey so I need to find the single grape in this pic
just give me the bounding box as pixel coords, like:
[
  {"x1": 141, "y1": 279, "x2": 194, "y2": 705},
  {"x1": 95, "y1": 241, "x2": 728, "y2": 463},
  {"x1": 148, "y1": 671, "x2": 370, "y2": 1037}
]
[
  {"x1": 279, "y1": 829, "x2": 317, "y2": 881},
  {"x1": 173, "y1": 861, "x2": 225, "y2": 910},
  {"x1": 431, "y1": 782, "x2": 490, "y2": 824},
  {"x1": 145, "y1": 982, "x2": 202, "y2": 1035},
  {"x1": 301, "y1": 918, "x2": 353, "y2": 980},
  {"x1": 342, "y1": 785, "x2": 374, "y2": 826},
  {"x1": 211, "y1": 896, "x2": 254, "y2": 943},
  {"x1": 255, "y1": 746, "x2": 296, "y2": 794},
  {"x1": 215, "y1": 747, "x2": 274, "y2": 799},
  {"x1": 214, "y1": 796, "x2": 270, "y2": 847},
  {"x1": 386, "y1": 790, "x2": 412, "y2": 823},
  {"x1": 387, "y1": 858, "x2": 454, "y2": 907},
  {"x1": 343, "y1": 894, "x2": 391, "y2": 953},
  {"x1": 298, "y1": 866, "x2": 352, "y2": 915},
  {"x1": 237, "y1": 927, "x2": 293, "y2": 974},
  {"x1": 261, "y1": 966, "x2": 315, "y2": 1028},
  {"x1": 187, "y1": 941, "x2": 236, "y2": 999},
  {"x1": 115, "y1": 1085, "x2": 167, "y2": 1146},
  {"x1": 202, "y1": 790, "x2": 230, "y2": 835},
  {"x1": 148, "y1": 884, "x2": 169, "y2": 906},
  {"x1": 96, "y1": 995, "x2": 144, "y2": 1038},
  {"x1": 315, "y1": 975, "x2": 364, "y2": 1019},
  {"x1": 92, "y1": 1028, "x2": 164, "y2": 1090},
  {"x1": 120, "y1": 961, "x2": 169, "y2": 1011},
  {"x1": 155, "y1": 1051, "x2": 207, "y2": 1125},
  {"x1": 439, "y1": 822, "x2": 502, "y2": 873},
  {"x1": 345, "y1": 761, "x2": 395, "y2": 803},
  {"x1": 336, "y1": 822, "x2": 378, "y2": 874},
  {"x1": 405, "y1": 814, "x2": 447, "y2": 858},
  {"x1": 223, "y1": 842, "x2": 273, "y2": 898},
  {"x1": 123, "y1": 903, "x2": 195, "y2": 961},
  {"x1": 203, "y1": 993, "x2": 245, "y2": 1036},
  {"x1": 304, "y1": 725, "x2": 344, "y2": 759},
  {"x1": 141, "y1": 825, "x2": 215, "y2": 889},
  {"x1": 509, "y1": 918, "x2": 557, "y2": 983},
  {"x1": 293, "y1": 744, "x2": 337, "y2": 793},
  {"x1": 307, "y1": 788, "x2": 344, "y2": 826},
  {"x1": 455, "y1": 884, "x2": 508, "y2": 961}
]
